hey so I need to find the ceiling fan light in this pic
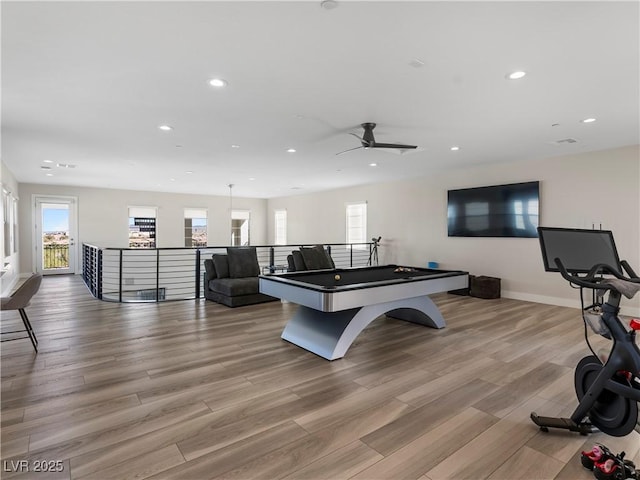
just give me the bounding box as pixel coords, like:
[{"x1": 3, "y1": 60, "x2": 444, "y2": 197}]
[{"x1": 320, "y1": 0, "x2": 338, "y2": 10}]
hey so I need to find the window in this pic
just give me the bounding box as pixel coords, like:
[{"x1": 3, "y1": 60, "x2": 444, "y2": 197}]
[
  {"x1": 346, "y1": 202, "x2": 367, "y2": 248},
  {"x1": 128, "y1": 206, "x2": 157, "y2": 248},
  {"x1": 2, "y1": 188, "x2": 17, "y2": 260},
  {"x1": 12, "y1": 198, "x2": 17, "y2": 254},
  {"x1": 274, "y1": 210, "x2": 287, "y2": 245},
  {"x1": 2, "y1": 188, "x2": 10, "y2": 258},
  {"x1": 231, "y1": 210, "x2": 250, "y2": 246},
  {"x1": 184, "y1": 208, "x2": 207, "y2": 247}
]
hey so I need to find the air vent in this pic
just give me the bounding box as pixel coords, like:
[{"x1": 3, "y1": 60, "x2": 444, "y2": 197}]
[{"x1": 555, "y1": 138, "x2": 578, "y2": 144}]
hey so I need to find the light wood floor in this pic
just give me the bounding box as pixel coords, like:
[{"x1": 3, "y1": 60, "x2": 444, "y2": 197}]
[{"x1": 1, "y1": 275, "x2": 638, "y2": 480}]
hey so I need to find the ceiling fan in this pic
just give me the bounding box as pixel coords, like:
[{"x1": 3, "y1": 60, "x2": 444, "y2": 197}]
[{"x1": 336, "y1": 123, "x2": 418, "y2": 156}]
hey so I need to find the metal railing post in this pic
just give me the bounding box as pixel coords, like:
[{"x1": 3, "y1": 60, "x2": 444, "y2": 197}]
[
  {"x1": 195, "y1": 249, "x2": 201, "y2": 299},
  {"x1": 118, "y1": 250, "x2": 123, "y2": 303},
  {"x1": 269, "y1": 247, "x2": 275, "y2": 273},
  {"x1": 97, "y1": 248, "x2": 103, "y2": 299},
  {"x1": 156, "y1": 249, "x2": 160, "y2": 302}
]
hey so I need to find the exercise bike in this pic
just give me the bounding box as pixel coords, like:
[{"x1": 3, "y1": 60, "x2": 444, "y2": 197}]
[{"x1": 531, "y1": 227, "x2": 640, "y2": 437}]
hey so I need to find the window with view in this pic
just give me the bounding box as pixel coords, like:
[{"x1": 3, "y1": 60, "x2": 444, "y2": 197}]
[
  {"x1": 231, "y1": 210, "x2": 250, "y2": 246},
  {"x1": 184, "y1": 208, "x2": 207, "y2": 247},
  {"x1": 346, "y1": 202, "x2": 367, "y2": 249},
  {"x1": 274, "y1": 209, "x2": 287, "y2": 245},
  {"x1": 128, "y1": 206, "x2": 157, "y2": 248}
]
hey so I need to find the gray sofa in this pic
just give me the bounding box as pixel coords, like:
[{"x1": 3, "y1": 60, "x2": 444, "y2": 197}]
[{"x1": 203, "y1": 247, "x2": 277, "y2": 307}]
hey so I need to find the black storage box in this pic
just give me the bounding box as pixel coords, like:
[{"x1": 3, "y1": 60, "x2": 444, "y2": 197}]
[{"x1": 469, "y1": 275, "x2": 501, "y2": 299}]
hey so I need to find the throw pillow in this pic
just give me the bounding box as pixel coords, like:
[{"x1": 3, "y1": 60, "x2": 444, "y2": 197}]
[
  {"x1": 313, "y1": 244, "x2": 334, "y2": 269},
  {"x1": 227, "y1": 247, "x2": 260, "y2": 278},
  {"x1": 292, "y1": 250, "x2": 306, "y2": 271},
  {"x1": 212, "y1": 254, "x2": 230, "y2": 279},
  {"x1": 300, "y1": 245, "x2": 333, "y2": 270}
]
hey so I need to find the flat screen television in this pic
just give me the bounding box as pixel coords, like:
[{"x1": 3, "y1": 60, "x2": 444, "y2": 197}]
[{"x1": 447, "y1": 181, "x2": 539, "y2": 237}]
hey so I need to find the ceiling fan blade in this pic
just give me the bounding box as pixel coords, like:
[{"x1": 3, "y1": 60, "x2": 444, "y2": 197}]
[
  {"x1": 335, "y1": 145, "x2": 364, "y2": 156},
  {"x1": 349, "y1": 132, "x2": 371, "y2": 147},
  {"x1": 372, "y1": 143, "x2": 418, "y2": 149}
]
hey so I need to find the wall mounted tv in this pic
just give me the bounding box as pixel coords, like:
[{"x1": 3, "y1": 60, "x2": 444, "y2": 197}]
[{"x1": 447, "y1": 181, "x2": 539, "y2": 238}]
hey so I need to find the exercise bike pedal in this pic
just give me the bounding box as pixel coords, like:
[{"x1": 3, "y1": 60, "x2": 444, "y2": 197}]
[
  {"x1": 530, "y1": 412, "x2": 598, "y2": 435},
  {"x1": 594, "y1": 456, "x2": 639, "y2": 480},
  {"x1": 581, "y1": 444, "x2": 616, "y2": 470}
]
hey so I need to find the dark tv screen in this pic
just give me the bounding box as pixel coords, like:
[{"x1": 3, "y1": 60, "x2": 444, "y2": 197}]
[
  {"x1": 538, "y1": 227, "x2": 621, "y2": 274},
  {"x1": 447, "y1": 181, "x2": 539, "y2": 237}
]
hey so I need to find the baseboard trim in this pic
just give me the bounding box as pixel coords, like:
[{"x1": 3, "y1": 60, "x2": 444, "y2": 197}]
[{"x1": 502, "y1": 290, "x2": 640, "y2": 317}]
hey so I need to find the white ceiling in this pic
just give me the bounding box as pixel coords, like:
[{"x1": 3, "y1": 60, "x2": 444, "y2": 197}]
[{"x1": 2, "y1": 1, "x2": 639, "y2": 199}]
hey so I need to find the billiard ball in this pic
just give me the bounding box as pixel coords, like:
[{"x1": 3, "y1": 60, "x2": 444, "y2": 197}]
[{"x1": 334, "y1": 274, "x2": 341, "y2": 281}]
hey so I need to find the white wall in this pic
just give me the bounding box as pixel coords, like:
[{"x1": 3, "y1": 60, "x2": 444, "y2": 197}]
[
  {"x1": 267, "y1": 145, "x2": 640, "y2": 315},
  {"x1": 10, "y1": 146, "x2": 640, "y2": 315},
  {"x1": 1, "y1": 162, "x2": 21, "y2": 295},
  {"x1": 17, "y1": 183, "x2": 268, "y2": 274}
]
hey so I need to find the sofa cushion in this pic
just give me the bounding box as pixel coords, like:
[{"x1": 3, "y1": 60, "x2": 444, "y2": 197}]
[
  {"x1": 300, "y1": 245, "x2": 333, "y2": 270},
  {"x1": 291, "y1": 250, "x2": 306, "y2": 271},
  {"x1": 212, "y1": 254, "x2": 230, "y2": 279},
  {"x1": 209, "y1": 277, "x2": 259, "y2": 297},
  {"x1": 227, "y1": 247, "x2": 260, "y2": 278}
]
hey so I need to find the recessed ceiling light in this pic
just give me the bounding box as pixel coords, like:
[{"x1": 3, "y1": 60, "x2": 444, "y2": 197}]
[
  {"x1": 45, "y1": 173, "x2": 53, "y2": 177},
  {"x1": 287, "y1": 148, "x2": 296, "y2": 153},
  {"x1": 209, "y1": 78, "x2": 227, "y2": 88},
  {"x1": 185, "y1": 171, "x2": 193, "y2": 174},
  {"x1": 581, "y1": 117, "x2": 597, "y2": 123},
  {"x1": 450, "y1": 146, "x2": 460, "y2": 151},
  {"x1": 249, "y1": 177, "x2": 256, "y2": 181},
  {"x1": 158, "y1": 125, "x2": 173, "y2": 131},
  {"x1": 369, "y1": 163, "x2": 377, "y2": 167},
  {"x1": 231, "y1": 144, "x2": 240, "y2": 149},
  {"x1": 506, "y1": 71, "x2": 526, "y2": 80},
  {"x1": 170, "y1": 178, "x2": 176, "y2": 181},
  {"x1": 43, "y1": 159, "x2": 53, "y2": 164}
]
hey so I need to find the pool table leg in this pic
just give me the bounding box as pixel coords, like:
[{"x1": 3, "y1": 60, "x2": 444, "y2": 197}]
[{"x1": 281, "y1": 295, "x2": 446, "y2": 360}]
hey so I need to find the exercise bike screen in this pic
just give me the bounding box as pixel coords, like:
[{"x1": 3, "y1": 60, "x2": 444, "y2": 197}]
[{"x1": 538, "y1": 227, "x2": 622, "y2": 274}]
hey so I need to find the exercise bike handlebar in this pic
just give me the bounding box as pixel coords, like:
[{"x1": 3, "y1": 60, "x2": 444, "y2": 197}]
[{"x1": 553, "y1": 258, "x2": 640, "y2": 290}]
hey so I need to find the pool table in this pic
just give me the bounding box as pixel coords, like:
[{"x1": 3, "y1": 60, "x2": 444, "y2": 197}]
[{"x1": 259, "y1": 265, "x2": 469, "y2": 360}]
